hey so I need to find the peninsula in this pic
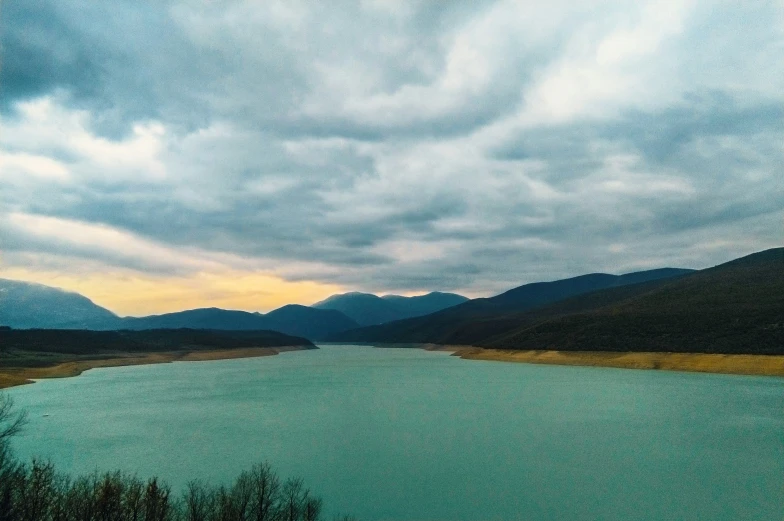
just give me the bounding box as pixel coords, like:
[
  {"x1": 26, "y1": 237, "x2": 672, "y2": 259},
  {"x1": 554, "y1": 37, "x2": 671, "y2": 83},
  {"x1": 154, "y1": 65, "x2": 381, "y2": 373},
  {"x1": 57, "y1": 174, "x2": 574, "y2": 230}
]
[{"x1": 0, "y1": 327, "x2": 314, "y2": 388}]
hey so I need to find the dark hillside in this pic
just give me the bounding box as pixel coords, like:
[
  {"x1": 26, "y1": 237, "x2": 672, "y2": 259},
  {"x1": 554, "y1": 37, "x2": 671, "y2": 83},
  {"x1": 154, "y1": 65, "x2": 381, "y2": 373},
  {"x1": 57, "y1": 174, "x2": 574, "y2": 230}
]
[
  {"x1": 264, "y1": 304, "x2": 359, "y2": 339},
  {"x1": 0, "y1": 327, "x2": 314, "y2": 367},
  {"x1": 483, "y1": 248, "x2": 784, "y2": 354},
  {"x1": 435, "y1": 275, "x2": 704, "y2": 346},
  {"x1": 123, "y1": 308, "x2": 267, "y2": 330},
  {"x1": 329, "y1": 267, "x2": 694, "y2": 343},
  {"x1": 488, "y1": 268, "x2": 693, "y2": 309}
]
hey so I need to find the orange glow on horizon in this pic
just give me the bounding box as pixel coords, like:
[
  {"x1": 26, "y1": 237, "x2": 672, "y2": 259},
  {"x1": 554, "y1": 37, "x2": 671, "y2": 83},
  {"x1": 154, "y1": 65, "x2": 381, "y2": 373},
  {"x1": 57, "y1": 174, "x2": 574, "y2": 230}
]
[{"x1": 0, "y1": 268, "x2": 345, "y2": 316}]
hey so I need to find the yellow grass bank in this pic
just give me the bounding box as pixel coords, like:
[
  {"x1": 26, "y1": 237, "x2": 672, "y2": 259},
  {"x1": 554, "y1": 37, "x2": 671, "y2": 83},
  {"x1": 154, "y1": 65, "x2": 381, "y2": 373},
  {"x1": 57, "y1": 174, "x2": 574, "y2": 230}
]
[
  {"x1": 0, "y1": 346, "x2": 303, "y2": 389},
  {"x1": 430, "y1": 346, "x2": 784, "y2": 377}
]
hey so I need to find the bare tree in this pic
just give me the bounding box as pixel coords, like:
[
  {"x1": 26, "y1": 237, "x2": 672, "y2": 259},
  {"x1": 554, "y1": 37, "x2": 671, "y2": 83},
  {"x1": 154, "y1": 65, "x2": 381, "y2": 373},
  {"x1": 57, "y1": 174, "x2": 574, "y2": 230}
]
[
  {"x1": 230, "y1": 471, "x2": 254, "y2": 521},
  {"x1": 184, "y1": 480, "x2": 213, "y2": 521},
  {"x1": 302, "y1": 495, "x2": 322, "y2": 521},
  {"x1": 64, "y1": 474, "x2": 100, "y2": 521},
  {"x1": 249, "y1": 463, "x2": 280, "y2": 521},
  {"x1": 124, "y1": 477, "x2": 145, "y2": 521},
  {"x1": 0, "y1": 395, "x2": 26, "y2": 521},
  {"x1": 18, "y1": 459, "x2": 56, "y2": 521},
  {"x1": 0, "y1": 404, "x2": 345, "y2": 521},
  {"x1": 0, "y1": 393, "x2": 27, "y2": 443},
  {"x1": 144, "y1": 478, "x2": 172, "y2": 521},
  {"x1": 95, "y1": 471, "x2": 126, "y2": 521},
  {"x1": 279, "y1": 478, "x2": 305, "y2": 521},
  {"x1": 0, "y1": 441, "x2": 23, "y2": 521},
  {"x1": 47, "y1": 473, "x2": 71, "y2": 521}
]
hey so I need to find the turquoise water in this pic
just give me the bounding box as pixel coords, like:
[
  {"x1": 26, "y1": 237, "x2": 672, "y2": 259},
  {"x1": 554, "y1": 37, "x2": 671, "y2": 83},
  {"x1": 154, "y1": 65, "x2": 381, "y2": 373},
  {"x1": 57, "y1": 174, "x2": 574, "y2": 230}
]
[{"x1": 7, "y1": 345, "x2": 784, "y2": 520}]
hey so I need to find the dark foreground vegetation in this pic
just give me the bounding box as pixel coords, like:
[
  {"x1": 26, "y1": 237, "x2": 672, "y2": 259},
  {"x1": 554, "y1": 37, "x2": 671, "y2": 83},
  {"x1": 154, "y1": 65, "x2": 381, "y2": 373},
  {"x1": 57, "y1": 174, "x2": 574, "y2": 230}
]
[
  {"x1": 0, "y1": 394, "x2": 353, "y2": 521},
  {"x1": 330, "y1": 248, "x2": 784, "y2": 355},
  {"x1": 0, "y1": 328, "x2": 314, "y2": 368}
]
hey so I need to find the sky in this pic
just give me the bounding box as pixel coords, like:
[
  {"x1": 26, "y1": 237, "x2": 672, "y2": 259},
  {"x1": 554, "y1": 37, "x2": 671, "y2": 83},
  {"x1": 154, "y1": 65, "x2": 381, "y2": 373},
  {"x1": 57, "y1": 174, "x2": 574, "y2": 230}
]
[{"x1": 1, "y1": 0, "x2": 782, "y2": 316}]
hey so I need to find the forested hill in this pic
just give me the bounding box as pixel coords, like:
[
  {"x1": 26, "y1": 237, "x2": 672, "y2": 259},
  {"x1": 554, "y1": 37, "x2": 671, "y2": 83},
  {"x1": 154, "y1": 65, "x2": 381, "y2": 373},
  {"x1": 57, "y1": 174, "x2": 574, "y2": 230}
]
[
  {"x1": 328, "y1": 267, "x2": 695, "y2": 344},
  {"x1": 329, "y1": 248, "x2": 783, "y2": 355},
  {"x1": 0, "y1": 327, "x2": 314, "y2": 360},
  {"x1": 482, "y1": 247, "x2": 784, "y2": 355}
]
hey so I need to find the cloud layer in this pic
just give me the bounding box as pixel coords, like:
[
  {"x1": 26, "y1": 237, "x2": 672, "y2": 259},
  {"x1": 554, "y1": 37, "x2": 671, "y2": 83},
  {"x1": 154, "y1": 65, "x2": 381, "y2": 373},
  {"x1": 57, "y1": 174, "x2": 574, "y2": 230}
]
[{"x1": 1, "y1": 0, "x2": 782, "y2": 313}]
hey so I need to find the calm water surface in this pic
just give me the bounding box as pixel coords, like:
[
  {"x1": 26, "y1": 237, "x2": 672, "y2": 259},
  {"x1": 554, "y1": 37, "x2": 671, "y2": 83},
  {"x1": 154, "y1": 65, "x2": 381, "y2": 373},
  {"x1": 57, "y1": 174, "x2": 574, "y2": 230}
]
[{"x1": 8, "y1": 345, "x2": 784, "y2": 521}]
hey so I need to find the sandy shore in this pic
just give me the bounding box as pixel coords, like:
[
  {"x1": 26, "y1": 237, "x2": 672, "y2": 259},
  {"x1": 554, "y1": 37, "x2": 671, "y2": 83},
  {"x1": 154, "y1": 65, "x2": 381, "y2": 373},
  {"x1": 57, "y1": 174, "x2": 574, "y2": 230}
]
[
  {"x1": 422, "y1": 345, "x2": 784, "y2": 377},
  {"x1": 0, "y1": 346, "x2": 305, "y2": 389},
  {"x1": 4, "y1": 344, "x2": 781, "y2": 389}
]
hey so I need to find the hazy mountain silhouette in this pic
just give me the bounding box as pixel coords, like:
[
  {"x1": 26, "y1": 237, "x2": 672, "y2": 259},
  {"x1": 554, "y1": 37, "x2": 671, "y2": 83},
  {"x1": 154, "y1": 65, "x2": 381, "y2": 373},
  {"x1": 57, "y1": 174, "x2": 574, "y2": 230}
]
[
  {"x1": 1, "y1": 281, "x2": 359, "y2": 341},
  {"x1": 313, "y1": 293, "x2": 401, "y2": 325},
  {"x1": 123, "y1": 306, "x2": 359, "y2": 340},
  {"x1": 328, "y1": 268, "x2": 695, "y2": 343},
  {"x1": 381, "y1": 292, "x2": 469, "y2": 317},
  {"x1": 0, "y1": 279, "x2": 120, "y2": 329},
  {"x1": 313, "y1": 291, "x2": 468, "y2": 326}
]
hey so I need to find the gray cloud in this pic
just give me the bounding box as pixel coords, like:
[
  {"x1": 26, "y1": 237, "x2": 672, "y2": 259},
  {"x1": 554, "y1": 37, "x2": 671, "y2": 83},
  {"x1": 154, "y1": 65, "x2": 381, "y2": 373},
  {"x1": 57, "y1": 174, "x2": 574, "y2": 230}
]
[
  {"x1": 1, "y1": 1, "x2": 103, "y2": 106},
  {"x1": 1, "y1": 0, "x2": 782, "y2": 298}
]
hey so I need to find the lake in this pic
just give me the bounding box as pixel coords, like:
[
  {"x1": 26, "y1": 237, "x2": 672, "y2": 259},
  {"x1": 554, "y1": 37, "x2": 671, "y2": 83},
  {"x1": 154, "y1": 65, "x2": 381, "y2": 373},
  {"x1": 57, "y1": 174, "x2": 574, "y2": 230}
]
[{"x1": 7, "y1": 344, "x2": 784, "y2": 520}]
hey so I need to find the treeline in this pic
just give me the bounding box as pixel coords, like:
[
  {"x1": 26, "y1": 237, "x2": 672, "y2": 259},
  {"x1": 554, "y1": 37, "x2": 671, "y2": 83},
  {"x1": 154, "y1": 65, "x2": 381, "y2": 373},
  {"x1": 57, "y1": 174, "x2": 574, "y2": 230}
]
[
  {"x1": 0, "y1": 460, "x2": 345, "y2": 521},
  {"x1": 0, "y1": 396, "x2": 354, "y2": 521},
  {"x1": 0, "y1": 328, "x2": 314, "y2": 360}
]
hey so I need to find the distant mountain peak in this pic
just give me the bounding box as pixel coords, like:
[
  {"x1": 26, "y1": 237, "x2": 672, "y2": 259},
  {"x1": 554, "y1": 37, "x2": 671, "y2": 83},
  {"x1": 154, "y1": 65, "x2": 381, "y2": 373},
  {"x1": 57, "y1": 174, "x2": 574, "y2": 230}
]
[
  {"x1": 312, "y1": 292, "x2": 376, "y2": 306},
  {"x1": 313, "y1": 290, "x2": 468, "y2": 326},
  {"x1": 0, "y1": 278, "x2": 119, "y2": 330}
]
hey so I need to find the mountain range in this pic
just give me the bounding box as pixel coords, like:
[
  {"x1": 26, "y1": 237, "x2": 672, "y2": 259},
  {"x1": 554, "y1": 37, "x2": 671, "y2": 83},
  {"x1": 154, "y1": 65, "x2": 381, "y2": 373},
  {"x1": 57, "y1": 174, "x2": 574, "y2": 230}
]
[
  {"x1": 121, "y1": 305, "x2": 359, "y2": 341},
  {"x1": 0, "y1": 282, "x2": 361, "y2": 340},
  {"x1": 328, "y1": 268, "x2": 695, "y2": 343},
  {"x1": 0, "y1": 280, "x2": 468, "y2": 341},
  {"x1": 3, "y1": 248, "x2": 781, "y2": 354},
  {"x1": 329, "y1": 248, "x2": 784, "y2": 355},
  {"x1": 312, "y1": 292, "x2": 468, "y2": 326}
]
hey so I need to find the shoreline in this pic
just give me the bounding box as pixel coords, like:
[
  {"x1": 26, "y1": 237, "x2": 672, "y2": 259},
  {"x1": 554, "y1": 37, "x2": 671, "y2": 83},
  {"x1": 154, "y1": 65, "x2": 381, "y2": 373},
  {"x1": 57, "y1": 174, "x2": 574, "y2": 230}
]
[
  {"x1": 424, "y1": 345, "x2": 784, "y2": 377},
  {"x1": 0, "y1": 346, "x2": 306, "y2": 389},
  {"x1": 4, "y1": 344, "x2": 783, "y2": 389}
]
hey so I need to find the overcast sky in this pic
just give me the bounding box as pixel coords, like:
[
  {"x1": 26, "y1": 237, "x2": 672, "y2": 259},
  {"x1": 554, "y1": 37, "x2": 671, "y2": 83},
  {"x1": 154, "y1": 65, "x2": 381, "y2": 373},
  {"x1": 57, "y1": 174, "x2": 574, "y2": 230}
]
[{"x1": 1, "y1": 0, "x2": 782, "y2": 315}]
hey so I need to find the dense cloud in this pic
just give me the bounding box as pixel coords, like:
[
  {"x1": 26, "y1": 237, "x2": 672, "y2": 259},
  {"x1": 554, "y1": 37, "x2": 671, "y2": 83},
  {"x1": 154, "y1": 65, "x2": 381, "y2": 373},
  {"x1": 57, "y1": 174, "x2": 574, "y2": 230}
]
[{"x1": 1, "y1": 0, "x2": 782, "y2": 299}]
